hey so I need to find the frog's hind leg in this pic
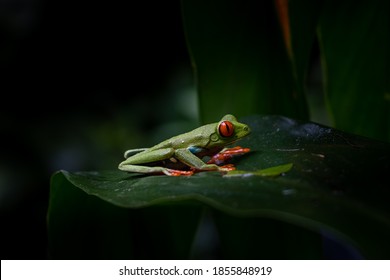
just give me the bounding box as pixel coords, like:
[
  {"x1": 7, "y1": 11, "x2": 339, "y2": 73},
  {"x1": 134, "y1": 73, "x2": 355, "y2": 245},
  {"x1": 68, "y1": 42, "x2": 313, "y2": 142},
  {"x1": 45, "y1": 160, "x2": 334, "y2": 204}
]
[
  {"x1": 118, "y1": 164, "x2": 193, "y2": 176},
  {"x1": 119, "y1": 147, "x2": 194, "y2": 176},
  {"x1": 124, "y1": 148, "x2": 148, "y2": 158}
]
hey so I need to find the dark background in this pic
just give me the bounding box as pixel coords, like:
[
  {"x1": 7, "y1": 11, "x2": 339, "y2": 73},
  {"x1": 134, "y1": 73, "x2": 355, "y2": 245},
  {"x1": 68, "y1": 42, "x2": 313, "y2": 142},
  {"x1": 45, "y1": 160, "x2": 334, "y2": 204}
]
[{"x1": 1, "y1": 0, "x2": 193, "y2": 259}]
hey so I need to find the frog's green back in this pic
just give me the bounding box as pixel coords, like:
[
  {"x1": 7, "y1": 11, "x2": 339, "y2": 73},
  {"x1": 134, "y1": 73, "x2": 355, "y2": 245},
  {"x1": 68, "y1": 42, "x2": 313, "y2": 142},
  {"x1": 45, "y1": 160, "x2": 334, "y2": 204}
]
[{"x1": 149, "y1": 114, "x2": 250, "y2": 151}]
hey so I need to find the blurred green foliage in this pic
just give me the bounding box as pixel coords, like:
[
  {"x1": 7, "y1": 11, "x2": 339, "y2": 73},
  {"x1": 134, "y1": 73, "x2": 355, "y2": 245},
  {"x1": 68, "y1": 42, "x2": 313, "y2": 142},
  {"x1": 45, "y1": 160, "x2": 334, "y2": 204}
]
[
  {"x1": 183, "y1": 0, "x2": 389, "y2": 141},
  {"x1": 318, "y1": 0, "x2": 390, "y2": 141}
]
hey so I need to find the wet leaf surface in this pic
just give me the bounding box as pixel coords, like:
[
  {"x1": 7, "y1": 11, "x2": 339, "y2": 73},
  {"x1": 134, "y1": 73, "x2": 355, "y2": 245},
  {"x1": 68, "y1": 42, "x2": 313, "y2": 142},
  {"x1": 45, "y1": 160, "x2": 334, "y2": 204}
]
[{"x1": 49, "y1": 115, "x2": 390, "y2": 258}]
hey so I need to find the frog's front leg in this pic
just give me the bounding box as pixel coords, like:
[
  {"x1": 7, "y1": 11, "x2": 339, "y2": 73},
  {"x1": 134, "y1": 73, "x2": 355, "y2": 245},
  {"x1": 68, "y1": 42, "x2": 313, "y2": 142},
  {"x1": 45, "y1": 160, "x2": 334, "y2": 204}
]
[
  {"x1": 207, "y1": 146, "x2": 250, "y2": 165},
  {"x1": 118, "y1": 148, "x2": 193, "y2": 176},
  {"x1": 175, "y1": 148, "x2": 235, "y2": 172}
]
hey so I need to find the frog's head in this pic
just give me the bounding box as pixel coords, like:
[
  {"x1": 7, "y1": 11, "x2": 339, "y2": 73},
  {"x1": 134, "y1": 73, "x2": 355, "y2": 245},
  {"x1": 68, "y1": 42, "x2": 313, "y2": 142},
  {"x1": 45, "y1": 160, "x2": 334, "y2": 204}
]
[{"x1": 209, "y1": 114, "x2": 251, "y2": 146}]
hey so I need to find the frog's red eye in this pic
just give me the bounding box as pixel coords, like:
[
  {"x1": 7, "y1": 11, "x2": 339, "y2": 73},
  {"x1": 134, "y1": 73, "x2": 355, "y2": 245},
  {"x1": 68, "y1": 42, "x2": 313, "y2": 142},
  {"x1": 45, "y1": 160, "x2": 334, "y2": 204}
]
[{"x1": 218, "y1": 121, "x2": 234, "y2": 137}]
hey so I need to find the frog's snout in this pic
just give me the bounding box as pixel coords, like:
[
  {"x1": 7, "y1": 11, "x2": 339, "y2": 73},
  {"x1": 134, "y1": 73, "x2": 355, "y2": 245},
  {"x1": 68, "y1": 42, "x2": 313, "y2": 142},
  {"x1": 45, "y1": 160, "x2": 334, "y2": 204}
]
[{"x1": 236, "y1": 124, "x2": 250, "y2": 139}]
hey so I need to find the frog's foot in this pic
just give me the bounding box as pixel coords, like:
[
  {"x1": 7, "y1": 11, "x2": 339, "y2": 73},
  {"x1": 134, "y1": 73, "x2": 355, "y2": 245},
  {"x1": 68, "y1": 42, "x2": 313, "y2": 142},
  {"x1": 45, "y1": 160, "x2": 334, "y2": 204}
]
[
  {"x1": 207, "y1": 146, "x2": 250, "y2": 165},
  {"x1": 164, "y1": 169, "x2": 194, "y2": 176},
  {"x1": 218, "y1": 164, "x2": 236, "y2": 172}
]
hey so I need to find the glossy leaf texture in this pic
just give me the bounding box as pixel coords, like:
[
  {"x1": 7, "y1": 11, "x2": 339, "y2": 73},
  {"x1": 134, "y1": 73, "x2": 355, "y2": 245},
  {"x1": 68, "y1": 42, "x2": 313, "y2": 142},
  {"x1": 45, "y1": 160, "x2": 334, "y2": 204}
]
[
  {"x1": 49, "y1": 115, "x2": 390, "y2": 258},
  {"x1": 181, "y1": 0, "x2": 309, "y2": 123}
]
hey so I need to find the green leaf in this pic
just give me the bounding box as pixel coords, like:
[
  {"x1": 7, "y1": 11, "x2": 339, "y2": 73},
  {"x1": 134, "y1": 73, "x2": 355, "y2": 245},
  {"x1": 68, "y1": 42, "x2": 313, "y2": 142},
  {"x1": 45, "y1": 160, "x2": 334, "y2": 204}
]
[
  {"x1": 224, "y1": 162, "x2": 293, "y2": 177},
  {"x1": 274, "y1": 0, "x2": 324, "y2": 80},
  {"x1": 284, "y1": 0, "x2": 324, "y2": 96},
  {"x1": 181, "y1": 0, "x2": 309, "y2": 123},
  {"x1": 49, "y1": 115, "x2": 390, "y2": 258},
  {"x1": 318, "y1": 0, "x2": 390, "y2": 141},
  {"x1": 48, "y1": 172, "x2": 202, "y2": 259}
]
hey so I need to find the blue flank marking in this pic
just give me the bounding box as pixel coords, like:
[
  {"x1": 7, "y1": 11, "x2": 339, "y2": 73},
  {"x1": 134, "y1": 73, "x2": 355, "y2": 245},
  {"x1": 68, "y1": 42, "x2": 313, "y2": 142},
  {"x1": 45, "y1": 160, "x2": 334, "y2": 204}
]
[{"x1": 189, "y1": 146, "x2": 204, "y2": 154}]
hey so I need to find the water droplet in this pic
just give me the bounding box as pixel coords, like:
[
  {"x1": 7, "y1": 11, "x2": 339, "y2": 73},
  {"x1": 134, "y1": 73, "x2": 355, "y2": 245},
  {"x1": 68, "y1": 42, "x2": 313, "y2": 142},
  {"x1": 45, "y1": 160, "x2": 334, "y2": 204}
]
[{"x1": 282, "y1": 188, "x2": 296, "y2": 196}]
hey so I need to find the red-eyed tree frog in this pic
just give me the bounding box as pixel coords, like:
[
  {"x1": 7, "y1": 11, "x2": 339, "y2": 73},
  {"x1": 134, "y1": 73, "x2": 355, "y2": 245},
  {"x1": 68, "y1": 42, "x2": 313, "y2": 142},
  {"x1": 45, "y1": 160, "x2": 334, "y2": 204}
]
[{"x1": 118, "y1": 114, "x2": 251, "y2": 176}]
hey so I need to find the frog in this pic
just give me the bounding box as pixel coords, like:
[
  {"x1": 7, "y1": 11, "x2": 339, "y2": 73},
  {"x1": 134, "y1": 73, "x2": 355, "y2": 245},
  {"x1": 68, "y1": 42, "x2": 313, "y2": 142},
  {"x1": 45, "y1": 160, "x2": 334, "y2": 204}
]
[{"x1": 118, "y1": 114, "x2": 251, "y2": 176}]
